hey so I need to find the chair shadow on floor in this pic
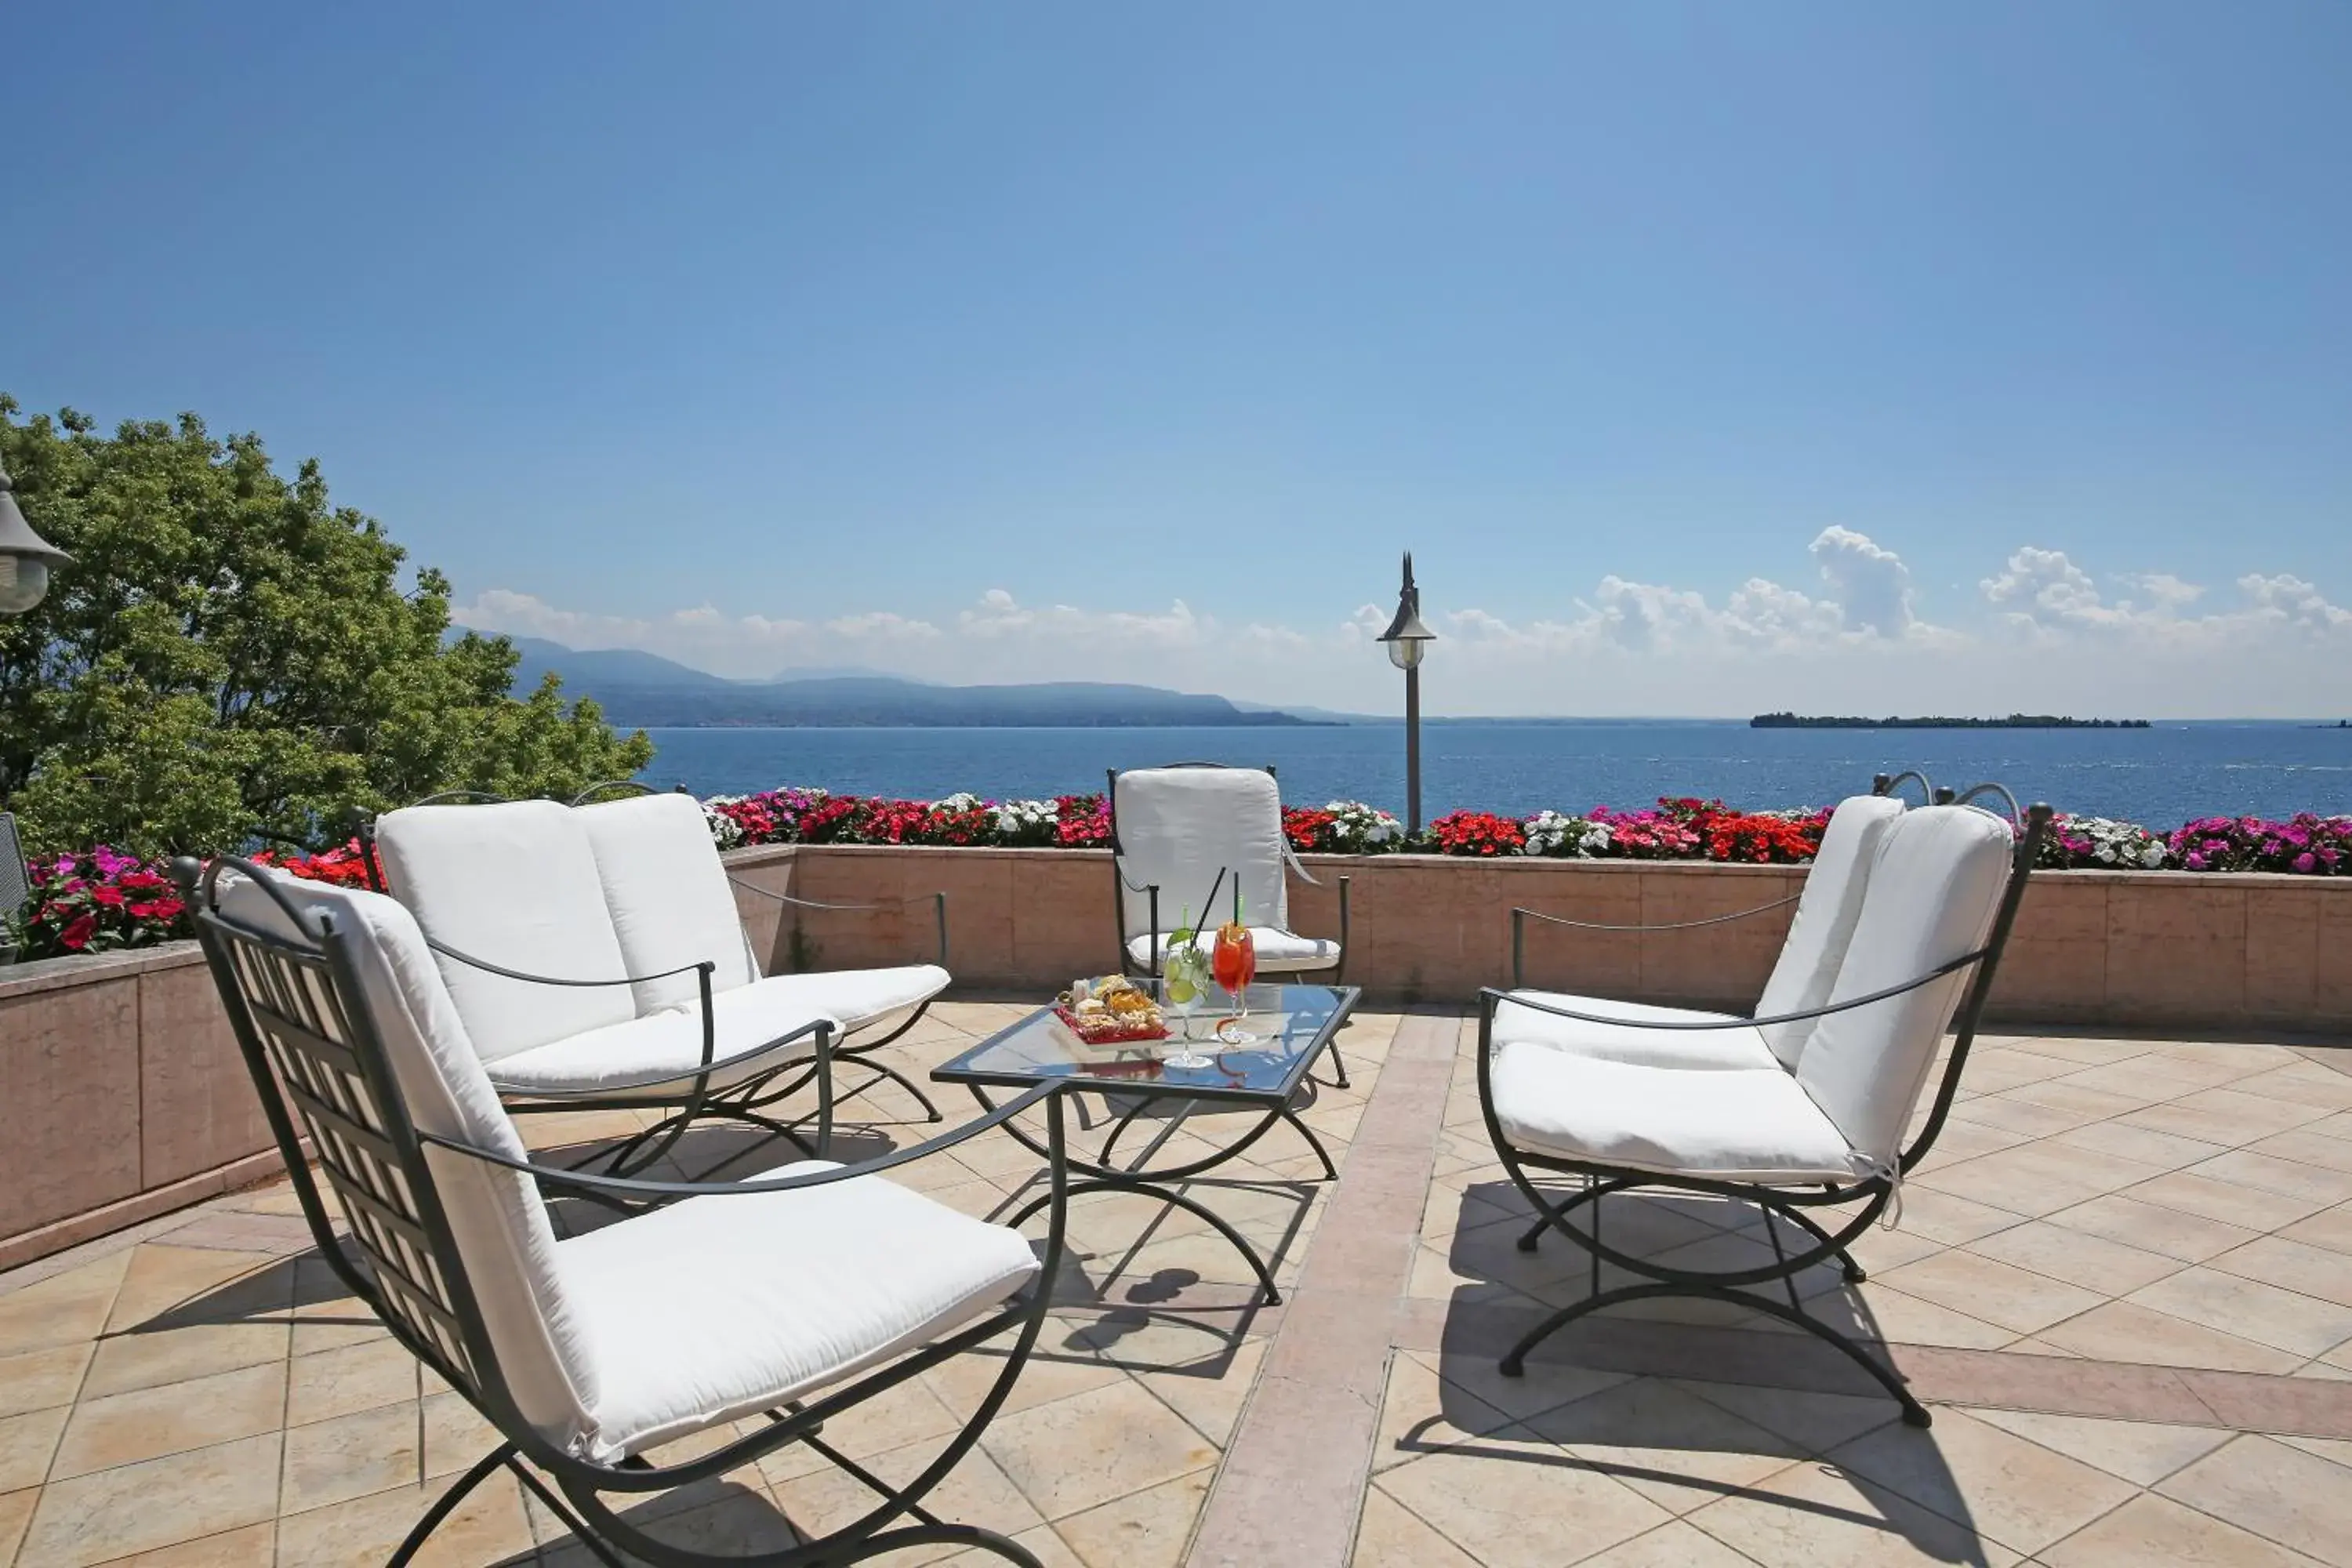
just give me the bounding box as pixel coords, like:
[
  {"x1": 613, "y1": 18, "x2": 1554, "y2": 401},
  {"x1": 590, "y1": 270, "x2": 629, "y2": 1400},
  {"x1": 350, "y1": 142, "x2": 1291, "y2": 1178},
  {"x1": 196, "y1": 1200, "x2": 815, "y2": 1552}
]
[{"x1": 1415, "y1": 1180, "x2": 1993, "y2": 1566}]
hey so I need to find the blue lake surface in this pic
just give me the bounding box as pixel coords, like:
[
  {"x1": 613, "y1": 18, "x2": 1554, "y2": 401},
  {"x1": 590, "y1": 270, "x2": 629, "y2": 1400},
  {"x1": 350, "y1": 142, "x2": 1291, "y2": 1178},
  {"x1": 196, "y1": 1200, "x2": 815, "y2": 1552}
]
[{"x1": 637, "y1": 721, "x2": 2352, "y2": 829}]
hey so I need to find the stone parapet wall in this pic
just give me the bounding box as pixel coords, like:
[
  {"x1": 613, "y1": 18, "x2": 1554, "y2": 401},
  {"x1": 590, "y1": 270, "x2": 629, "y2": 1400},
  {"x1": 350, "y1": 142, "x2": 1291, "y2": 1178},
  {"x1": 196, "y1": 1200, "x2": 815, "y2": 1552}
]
[{"x1": 2, "y1": 846, "x2": 2343, "y2": 1269}]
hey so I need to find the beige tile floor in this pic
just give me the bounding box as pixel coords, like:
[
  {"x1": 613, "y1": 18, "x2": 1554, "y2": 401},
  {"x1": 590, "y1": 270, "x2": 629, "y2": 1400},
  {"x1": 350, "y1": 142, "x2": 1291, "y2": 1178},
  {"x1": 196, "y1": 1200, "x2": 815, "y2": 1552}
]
[{"x1": 7, "y1": 1006, "x2": 2352, "y2": 1565}]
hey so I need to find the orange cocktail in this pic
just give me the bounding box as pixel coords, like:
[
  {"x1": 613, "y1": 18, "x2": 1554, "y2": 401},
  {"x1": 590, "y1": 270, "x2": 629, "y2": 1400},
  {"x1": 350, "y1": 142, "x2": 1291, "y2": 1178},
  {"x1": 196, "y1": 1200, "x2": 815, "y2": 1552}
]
[{"x1": 1212, "y1": 921, "x2": 1256, "y2": 1021}]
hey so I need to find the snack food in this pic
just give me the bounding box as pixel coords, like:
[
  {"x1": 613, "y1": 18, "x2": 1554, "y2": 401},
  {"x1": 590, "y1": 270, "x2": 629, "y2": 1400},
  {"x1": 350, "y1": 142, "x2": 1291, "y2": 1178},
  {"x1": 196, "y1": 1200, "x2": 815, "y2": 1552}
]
[{"x1": 1052, "y1": 975, "x2": 1168, "y2": 1044}]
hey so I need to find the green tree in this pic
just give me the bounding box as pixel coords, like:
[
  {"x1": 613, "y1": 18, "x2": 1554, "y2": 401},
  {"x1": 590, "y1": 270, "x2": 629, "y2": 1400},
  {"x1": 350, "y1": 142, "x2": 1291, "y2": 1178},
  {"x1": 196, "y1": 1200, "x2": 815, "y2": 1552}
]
[{"x1": 0, "y1": 397, "x2": 653, "y2": 856}]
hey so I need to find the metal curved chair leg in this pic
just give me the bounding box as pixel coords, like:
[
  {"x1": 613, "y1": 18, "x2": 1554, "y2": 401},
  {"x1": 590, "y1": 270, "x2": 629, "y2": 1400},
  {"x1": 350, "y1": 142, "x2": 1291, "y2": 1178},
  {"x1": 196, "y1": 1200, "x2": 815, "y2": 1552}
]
[
  {"x1": 1498, "y1": 1279, "x2": 1931, "y2": 1428},
  {"x1": 387, "y1": 1442, "x2": 518, "y2": 1567},
  {"x1": 1773, "y1": 1200, "x2": 1869, "y2": 1283}
]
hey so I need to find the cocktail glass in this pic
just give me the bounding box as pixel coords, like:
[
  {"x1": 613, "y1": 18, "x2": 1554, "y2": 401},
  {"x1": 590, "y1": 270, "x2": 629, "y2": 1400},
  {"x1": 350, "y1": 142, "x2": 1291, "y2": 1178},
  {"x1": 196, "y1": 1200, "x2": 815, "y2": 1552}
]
[
  {"x1": 1213, "y1": 923, "x2": 1258, "y2": 1045},
  {"x1": 1161, "y1": 942, "x2": 1214, "y2": 1069}
]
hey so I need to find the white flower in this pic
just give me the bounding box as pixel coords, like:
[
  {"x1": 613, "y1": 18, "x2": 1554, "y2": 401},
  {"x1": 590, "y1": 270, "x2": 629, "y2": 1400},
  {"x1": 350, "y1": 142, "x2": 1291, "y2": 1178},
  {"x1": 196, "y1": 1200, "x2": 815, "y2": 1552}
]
[{"x1": 934, "y1": 792, "x2": 985, "y2": 814}]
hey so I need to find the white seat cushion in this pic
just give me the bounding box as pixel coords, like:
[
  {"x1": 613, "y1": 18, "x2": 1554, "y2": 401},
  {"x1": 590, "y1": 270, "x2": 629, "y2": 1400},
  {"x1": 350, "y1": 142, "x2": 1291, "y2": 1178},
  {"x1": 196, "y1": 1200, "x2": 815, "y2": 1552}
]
[
  {"x1": 561, "y1": 1158, "x2": 1041, "y2": 1461},
  {"x1": 1489, "y1": 993, "x2": 1776, "y2": 1072},
  {"x1": 376, "y1": 800, "x2": 637, "y2": 1063},
  {"x1": 747, "y1": 964, "x2": 951, "y2": 1045},
  {"x1": 1126, "y1": 927, "x2": 1339, "y2": 974},
  {"x1": 486, "y1": 975, "x2": 854, "y2": 1098},
  {"x1": 1754, "y1": 794, "x2": 1905, "y2": 1069},
  {"x1": 1490, "y1": 1044, "x2": 1864, "y2": 1182},
  {"x1": 578, "y1": 792, "x2": 760, "y2": 1012}
]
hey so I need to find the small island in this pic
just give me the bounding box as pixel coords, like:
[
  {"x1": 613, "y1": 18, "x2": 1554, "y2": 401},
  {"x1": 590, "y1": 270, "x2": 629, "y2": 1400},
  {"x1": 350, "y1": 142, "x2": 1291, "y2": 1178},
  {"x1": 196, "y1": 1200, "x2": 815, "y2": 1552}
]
[{"x1": 1751, "y1": 712, "x2": 2151, "y2": 730}]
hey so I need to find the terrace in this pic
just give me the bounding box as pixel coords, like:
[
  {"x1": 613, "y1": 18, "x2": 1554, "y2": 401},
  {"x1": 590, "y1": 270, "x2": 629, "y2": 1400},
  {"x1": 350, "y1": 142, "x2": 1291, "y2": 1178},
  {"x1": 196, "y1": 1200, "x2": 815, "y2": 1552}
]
[{"x1": 10, "y1": 995, "x2": 2352, "y2": 1567}]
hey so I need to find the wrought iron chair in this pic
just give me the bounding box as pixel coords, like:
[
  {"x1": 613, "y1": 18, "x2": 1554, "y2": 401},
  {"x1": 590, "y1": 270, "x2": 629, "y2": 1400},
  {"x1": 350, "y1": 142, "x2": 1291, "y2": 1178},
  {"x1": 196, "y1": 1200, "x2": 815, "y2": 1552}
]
[
  {"x1": 1476, "y1": 787, "x2": 2049, "y2": 1427},
  {"x1": 175, "y1": 855, "x2": 1069, "y2": 1567},
  {"x1": 1105, "y1": 763, "x2": 1352, "y2": 1090},
  {"x1": 355, "y1": 786, "x2": 951, "y2": 1175},
  {"x1": 1105, "y1": 764, "x2": 1352, "y2": 984}
]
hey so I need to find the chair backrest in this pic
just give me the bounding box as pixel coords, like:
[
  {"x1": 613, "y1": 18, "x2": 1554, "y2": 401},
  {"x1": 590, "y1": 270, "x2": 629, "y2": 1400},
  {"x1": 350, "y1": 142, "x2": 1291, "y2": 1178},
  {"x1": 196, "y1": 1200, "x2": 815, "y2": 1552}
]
[
  {"x1": 1795, "y1": 805, "x2": 2018, "y2": 1165},
  {"x1": 577, "y1": 792, "x2": 760, "y2": 1011},
  {"x1": 374, "y1": 800, "x2": 637, "y2": 1062},
  {"x1": 201, "y1": 867, "x2": 599, "y2": 1454},
  {"x1": 1110, "y1": 766, "x2": 1287, "y2": 939},
  {"x1": 1752, "y1": 793, "x2": 1905, "y2": 1069}
]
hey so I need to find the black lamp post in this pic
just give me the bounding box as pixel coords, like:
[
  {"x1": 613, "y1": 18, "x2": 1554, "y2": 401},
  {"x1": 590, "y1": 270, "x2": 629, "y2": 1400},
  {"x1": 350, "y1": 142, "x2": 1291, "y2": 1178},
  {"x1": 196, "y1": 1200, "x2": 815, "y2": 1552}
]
[
  {"x1": 1375, "y1": 551, "x2": 1436, "y2": 836},
  {"x1": 0, "y1": 457, "x2": 68, "y2": 617}
]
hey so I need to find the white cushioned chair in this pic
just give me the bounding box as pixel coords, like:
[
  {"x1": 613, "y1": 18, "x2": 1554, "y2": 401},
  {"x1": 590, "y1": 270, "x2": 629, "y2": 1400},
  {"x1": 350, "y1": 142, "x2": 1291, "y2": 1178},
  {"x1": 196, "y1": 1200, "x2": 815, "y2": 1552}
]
[
  {"x1": 367, "y1": 788, "x2": 952, "y2": 1174},
  {"x1": 1476, "y1": 789, "x2": 2051, "y2": 1428},
  {"x1": 177, "y1": 855, "x2": 1069, "y2": 1568},
  {"x1": 1107, "y1": 764, "x2": 1348, "y2": 978}
]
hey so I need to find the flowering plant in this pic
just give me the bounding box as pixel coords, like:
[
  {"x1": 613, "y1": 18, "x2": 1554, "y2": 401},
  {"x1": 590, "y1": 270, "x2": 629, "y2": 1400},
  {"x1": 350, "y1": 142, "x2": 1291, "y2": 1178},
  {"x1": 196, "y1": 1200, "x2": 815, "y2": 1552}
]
[
  {"x1": 706, "y1": 787, "x2": 833, "y2": 848},
  {"x1": 1523, "y1": 811, "x2": 1611, "y2": 858},
  {"x1": 2042, "y1": 815, "x2": 2169, "y2": 871},
  {"x1": 1283, "y1": 800, "x2": 1406, "y2": 854},
  {"x1": 1427, "y1": 810, "x2": 1527, "y2": 856},
  {"x1": 993, "y1": 799, "x2": 1064, "y2": 848},
  {"x1": 1587, "y1": 804, "x2": 1703, "y2": 860},
  {"x1": 2169, "y1": 815, "x2": 2350, "y2": 875},
  {"x1": 16, "y1": 848, "x2": 189, "y2": 960},
  {"x1": 1052, "y1": 793, "x2": 1112, "y2": 848},
  {"x1": 254, "y1": 838, "x2": 378, "y2": 887},
  {"x1": 1685, "y1": 804, "x2": 1831, "y2": 865}
]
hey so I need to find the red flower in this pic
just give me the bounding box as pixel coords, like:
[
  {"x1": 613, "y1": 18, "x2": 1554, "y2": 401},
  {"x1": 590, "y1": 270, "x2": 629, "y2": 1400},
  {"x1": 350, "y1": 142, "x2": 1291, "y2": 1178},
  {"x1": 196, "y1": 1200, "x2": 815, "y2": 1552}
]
[
  {"x1": 1428, "y1": 811, "x2": 1526, "y2": 856},
  {"x1": 56, "y1": 913, "x2": 97, "y2": 952}
]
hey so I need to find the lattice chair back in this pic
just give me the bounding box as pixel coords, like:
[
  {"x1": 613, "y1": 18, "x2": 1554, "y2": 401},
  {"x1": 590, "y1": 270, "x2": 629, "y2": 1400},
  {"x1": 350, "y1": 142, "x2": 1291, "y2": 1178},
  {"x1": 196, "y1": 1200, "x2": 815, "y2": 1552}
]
[
  {"x1": 1110, "y1": 766, "x2": 1288, "y2": 938},
  {"x1": 192, "y1": 862, "x2": 598, "y2": 1454}
]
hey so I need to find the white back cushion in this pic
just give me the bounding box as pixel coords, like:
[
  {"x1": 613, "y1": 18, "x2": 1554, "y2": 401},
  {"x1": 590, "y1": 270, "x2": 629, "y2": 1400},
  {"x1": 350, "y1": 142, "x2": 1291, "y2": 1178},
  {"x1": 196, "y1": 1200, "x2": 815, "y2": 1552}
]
[
  {"x1": 1795, "y1": 806, "x2": 2016, "y2": 1166},
  {"x1": 1754, "y1": 794, "x2": 1905, "y2": 1069},
  {"x1": 578, "y1": 793, "x2": 759, "y2": 1012},
  {"x1": 1112, "y1": 768, "x2": 1287, "y2": 939},
  {"x1": 215, "y1": 870, "x2": 597, "y2": 1454},
  {"x1": 375, "y1": 801, "x2": 634, "y2": 1062}
]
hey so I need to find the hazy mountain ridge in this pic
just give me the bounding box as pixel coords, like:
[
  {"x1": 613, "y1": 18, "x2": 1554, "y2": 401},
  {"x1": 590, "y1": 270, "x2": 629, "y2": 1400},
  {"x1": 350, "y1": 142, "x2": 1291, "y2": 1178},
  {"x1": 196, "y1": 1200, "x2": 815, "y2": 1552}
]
[{"x1": 495, "y1": 637, "x2": 1323, "y2": 728}]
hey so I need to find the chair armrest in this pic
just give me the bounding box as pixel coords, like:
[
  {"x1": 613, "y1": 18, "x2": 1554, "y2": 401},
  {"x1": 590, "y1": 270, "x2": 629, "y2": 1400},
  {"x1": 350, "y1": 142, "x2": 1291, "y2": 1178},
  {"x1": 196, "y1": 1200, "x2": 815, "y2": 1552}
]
[
  {"x1": 1509, "y1": 894, "x2": 1803, "y2": 987},
  {"x1": 728, "y1": 879, "x2": 951, "y2": 969},
  {"x1": 418, "y1": 1081, "x2": 1059, "y2": 1202},
  {"x1": 420, "y1": 935, "x2": 717, "y2": 992}
]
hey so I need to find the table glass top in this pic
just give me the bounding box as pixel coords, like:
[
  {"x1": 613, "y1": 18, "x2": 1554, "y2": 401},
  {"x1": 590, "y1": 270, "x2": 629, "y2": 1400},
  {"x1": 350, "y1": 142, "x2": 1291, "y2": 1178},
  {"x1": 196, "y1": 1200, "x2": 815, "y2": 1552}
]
[{"x1": 931, "y1": 980, "x2": 1359, "y2": 1102}]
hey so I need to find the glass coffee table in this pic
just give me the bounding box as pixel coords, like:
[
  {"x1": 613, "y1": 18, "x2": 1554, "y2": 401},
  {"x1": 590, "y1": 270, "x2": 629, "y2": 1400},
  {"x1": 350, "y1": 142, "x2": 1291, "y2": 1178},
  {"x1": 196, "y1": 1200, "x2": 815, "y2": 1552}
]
[{"x1": 931, "y1": 979, "x2": 1361, "y2": 1304}]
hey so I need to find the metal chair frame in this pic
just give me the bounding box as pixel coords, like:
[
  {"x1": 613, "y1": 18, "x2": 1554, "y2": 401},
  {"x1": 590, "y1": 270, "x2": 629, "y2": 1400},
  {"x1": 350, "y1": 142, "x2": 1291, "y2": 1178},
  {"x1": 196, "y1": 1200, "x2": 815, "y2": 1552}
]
[
  {"x1": 1477, "y1": 786, "x2": 2051, "y2": 1428},
  {"x1": 175, "y1": 854, "x2": 1070, "y2": 1567},
  {"x1": 351, "y1": 783, "x2": 955, "y2": 1169}
]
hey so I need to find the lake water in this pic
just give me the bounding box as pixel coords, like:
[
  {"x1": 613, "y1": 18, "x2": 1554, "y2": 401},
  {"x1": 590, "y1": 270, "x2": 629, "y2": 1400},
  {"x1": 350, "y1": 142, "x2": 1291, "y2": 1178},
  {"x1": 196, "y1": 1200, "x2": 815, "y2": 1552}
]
[{"x1": 637, "y1": 721, "x2": 2352, "y2": 829}]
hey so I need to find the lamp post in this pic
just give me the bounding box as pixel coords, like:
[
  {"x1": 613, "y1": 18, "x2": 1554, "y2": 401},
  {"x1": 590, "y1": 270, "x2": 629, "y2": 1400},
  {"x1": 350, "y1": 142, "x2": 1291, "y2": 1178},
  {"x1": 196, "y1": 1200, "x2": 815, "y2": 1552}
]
[
  {"x1": 0, "y1": 456, "x2": 68, "y2": 616},
  {"x1": 1375, "y1": 551, "x2": 1436, "y2": 836}
]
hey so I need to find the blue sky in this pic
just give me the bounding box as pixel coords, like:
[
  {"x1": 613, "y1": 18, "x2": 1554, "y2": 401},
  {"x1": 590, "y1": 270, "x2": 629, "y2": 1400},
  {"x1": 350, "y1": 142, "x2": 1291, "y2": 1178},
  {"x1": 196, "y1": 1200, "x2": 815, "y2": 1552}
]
[{"x1": 7, "y1": 3, "x2": 2350, "y2": 714}]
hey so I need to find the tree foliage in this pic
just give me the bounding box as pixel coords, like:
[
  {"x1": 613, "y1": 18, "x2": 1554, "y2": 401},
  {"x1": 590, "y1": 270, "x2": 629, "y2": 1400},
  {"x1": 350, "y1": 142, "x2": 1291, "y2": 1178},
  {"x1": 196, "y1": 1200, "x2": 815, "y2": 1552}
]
[{"x1": 0, "y1": 397, "x2": 652, "y2": 856}]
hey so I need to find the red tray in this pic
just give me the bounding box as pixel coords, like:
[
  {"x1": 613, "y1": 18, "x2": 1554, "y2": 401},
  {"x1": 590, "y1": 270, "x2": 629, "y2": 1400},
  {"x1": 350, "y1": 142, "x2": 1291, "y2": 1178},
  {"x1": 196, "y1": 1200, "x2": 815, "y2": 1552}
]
[{"x1": 1052, "y1": 1004, "x2": 1170, "y2": 1045}]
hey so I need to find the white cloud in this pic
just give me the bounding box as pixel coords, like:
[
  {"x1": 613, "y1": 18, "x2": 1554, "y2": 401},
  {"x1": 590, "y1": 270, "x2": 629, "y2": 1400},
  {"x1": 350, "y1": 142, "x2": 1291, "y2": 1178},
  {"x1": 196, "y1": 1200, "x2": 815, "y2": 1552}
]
[
  {"x1": 454, "y1": 533, "x2": 2352, "y2": 717},
  {"x1": 1809, "y1": 525, "x2": 1916, "y2": 637}
]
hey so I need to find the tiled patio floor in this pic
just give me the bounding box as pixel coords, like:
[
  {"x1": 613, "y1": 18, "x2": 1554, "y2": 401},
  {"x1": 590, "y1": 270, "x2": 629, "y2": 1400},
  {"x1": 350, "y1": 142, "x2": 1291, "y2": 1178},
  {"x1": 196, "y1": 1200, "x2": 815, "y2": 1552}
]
[{"x1": 9, "y1": 1004, "x2": 2352, "y2": 1565}]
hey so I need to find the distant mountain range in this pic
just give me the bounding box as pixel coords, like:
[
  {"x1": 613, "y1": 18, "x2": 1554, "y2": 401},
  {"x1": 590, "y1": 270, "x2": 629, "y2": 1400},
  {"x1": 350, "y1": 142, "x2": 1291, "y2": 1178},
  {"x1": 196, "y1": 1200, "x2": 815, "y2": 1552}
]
[{"x1": 495, "y1": 637, "x2": 1328, "y2": 728}]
